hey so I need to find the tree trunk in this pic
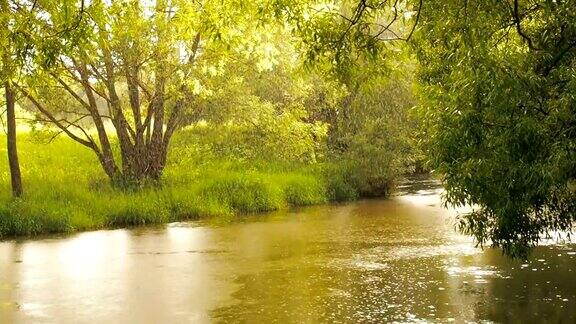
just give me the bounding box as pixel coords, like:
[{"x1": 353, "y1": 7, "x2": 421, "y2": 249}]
[
  {"x1": 5, "y1": 81, "x2": 23, "y2": 197},
  {"x1": 119, "y1": 140, "x2": 167, "y2": 184}
]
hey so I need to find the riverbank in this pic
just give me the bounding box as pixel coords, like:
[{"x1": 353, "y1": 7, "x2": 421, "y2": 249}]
[
  {"x1": 0, "y1": 133, "x2": 371, "y2": 238},
  {"x1": 3, "y1": 180, "x2": 574, "y2": 323}
]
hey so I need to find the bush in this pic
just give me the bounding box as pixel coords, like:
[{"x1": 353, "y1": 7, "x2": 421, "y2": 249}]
[{"x1": 320, "y1": 163, "x2": 360, "y2": 202}]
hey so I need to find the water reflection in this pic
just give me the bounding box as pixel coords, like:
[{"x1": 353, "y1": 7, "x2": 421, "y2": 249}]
[{"x1": 0, "y1": 178, "x2": 575, "y2": 322}]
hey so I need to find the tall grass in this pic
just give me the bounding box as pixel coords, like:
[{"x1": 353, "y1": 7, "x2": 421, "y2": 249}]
[{"x1": 0, "y1": 133, "x2": 361, "y2": 238}]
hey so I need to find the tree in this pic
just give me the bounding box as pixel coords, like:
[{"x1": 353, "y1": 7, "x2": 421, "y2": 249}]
[
  {"x1": 414, "y1": 0, "x2": 576, "y2": 256},
  {"x1": 17, "y1": 0, "x2": 264, "y2": 184},
  {"x1": 329, "y1": 62, "x2": 416, "y2": 196},
  {"x1": 1, "y1": 64, "x2": 22, "y2": 198},
  {"x1": 1, "y1": 0, "x2": 89, "y2": 197},
  {"x1": 1, "y1": 0, "x2": 25, "y2": 198}
]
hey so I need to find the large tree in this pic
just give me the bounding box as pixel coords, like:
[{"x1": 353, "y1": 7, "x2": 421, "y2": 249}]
[
  {"x1": 18, "y1": 0, "x2": 261, "y2": 184},
  {"x1": 415, "y1": 0, "x2": 576, "y2": 256}
]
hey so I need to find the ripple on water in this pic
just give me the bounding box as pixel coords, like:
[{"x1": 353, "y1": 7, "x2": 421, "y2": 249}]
[
  {"x1": 382, "y1": 243, "x2": 481, "y2": 261},
  {"x1": 445, "y1": 266, "x2": 500, "y2": 278},
  {"x1": 326, "y1": 257, "x2": 389, "y2": 271}
]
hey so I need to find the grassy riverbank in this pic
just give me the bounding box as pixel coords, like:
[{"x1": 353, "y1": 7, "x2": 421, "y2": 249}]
[{"x1": 0, "y1": 133, "x2": 364, "y2": 238}]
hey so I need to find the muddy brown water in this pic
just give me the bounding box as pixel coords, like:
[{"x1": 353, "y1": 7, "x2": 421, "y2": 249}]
[{"x1": 1, "y1": 178, "x2": 575, "y2": 323}]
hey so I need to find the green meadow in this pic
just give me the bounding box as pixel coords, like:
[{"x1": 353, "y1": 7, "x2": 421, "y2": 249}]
[{"x1": 0, "y1": 132, "x2": 362, "y2": 237}]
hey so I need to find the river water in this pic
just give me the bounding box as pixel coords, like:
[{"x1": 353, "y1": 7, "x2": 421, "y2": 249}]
[{"x1": 1, "y1": 178, "x2": 575, "y2": 323}]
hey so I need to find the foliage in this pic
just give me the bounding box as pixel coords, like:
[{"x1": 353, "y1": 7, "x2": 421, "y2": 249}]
[
  {"x1": 176, "y1": 25, "x2": 338, "y2": 164},
  {"x1": 327, "y1": 63, "x2": 416, "y2": 196},
  {"x1": 414, "y1": 0, "x2": 576, "y2": 256},
  {"x1": 266, "y1": 0, "x2": 420, "y2": 80},
  {"x1": 0, "y1": 0, "x2": 419, "y2": 239},
  {"x1": 9, "y1": 0, "x2": 297, "y2": 182}
]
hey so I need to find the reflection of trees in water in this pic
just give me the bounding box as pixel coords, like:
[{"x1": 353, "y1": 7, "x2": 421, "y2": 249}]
[{"x1": 395, "y1": 174, "x2": 442, "y2": 196}]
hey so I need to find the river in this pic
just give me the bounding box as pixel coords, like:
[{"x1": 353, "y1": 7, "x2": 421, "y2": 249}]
[{"x1": 1, "y1": 178, "x2": 575, "y2": 323}]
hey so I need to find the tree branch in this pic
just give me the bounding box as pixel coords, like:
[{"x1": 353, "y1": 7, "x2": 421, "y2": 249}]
[
  {"x1": 513, "y1": 0, "x2": 541, "y2": 51},
  {"x1": 15, "y1": 84, "x2": 99, "y2": 151}
]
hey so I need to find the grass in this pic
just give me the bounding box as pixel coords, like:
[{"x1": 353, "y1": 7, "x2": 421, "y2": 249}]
[{"x1": 0, "y1": 132, "x2": 361, "y2": 238}]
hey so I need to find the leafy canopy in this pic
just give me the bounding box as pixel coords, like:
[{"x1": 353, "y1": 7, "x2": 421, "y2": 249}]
[{"x1": 415, "y1": 0, "x2": 576, "y2": 256}]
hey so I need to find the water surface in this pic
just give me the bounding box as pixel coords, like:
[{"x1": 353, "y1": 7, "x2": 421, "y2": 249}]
[{"x1": 1, "y1": 178, "x2": 575, "y2": 323}]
